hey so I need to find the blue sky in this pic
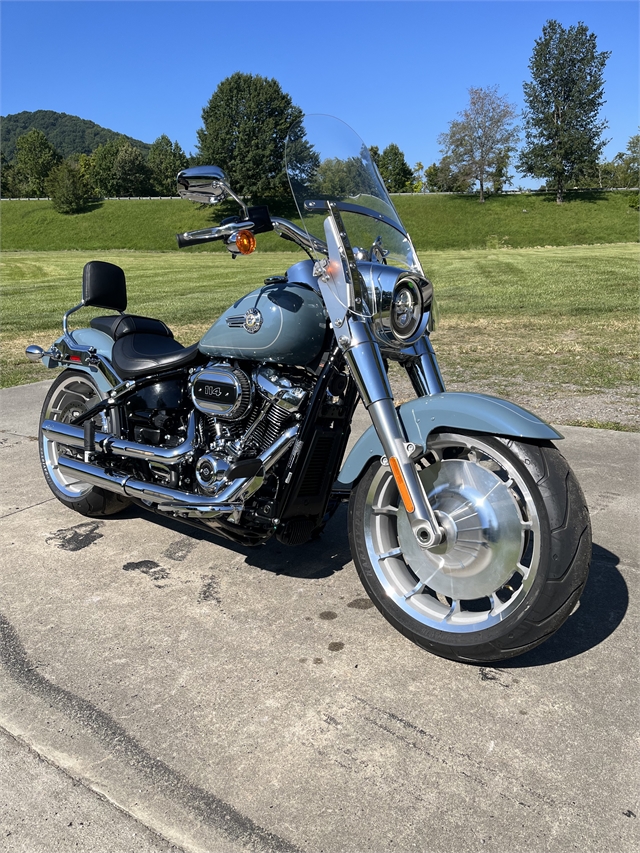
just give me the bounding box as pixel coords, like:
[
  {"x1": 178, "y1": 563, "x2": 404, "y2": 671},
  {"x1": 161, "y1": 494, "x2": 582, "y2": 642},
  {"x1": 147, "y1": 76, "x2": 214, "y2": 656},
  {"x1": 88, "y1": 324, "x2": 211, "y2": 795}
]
[{"x1": 1, "y1": 1, "x2": 638, "y2": 188}]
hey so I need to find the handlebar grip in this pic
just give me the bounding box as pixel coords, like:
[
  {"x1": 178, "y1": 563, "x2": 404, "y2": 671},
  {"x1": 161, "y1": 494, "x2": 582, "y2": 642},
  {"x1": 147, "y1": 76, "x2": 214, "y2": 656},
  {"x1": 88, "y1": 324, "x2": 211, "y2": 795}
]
[{"x1": 176, "y1": 230, "x2": 220, "y2": 249}]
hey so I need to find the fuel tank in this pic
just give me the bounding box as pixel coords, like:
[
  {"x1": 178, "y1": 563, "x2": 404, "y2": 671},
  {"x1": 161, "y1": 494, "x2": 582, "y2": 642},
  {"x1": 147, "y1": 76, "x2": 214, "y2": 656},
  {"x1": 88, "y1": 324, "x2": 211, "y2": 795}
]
[{"x1": 199, "y1": 281, "x2": 327, "y2": 366}]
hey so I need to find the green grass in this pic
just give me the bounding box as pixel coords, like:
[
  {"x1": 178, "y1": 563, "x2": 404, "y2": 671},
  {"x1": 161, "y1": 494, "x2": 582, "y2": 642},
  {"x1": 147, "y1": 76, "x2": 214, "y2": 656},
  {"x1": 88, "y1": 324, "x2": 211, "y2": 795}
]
[
  {"x1": 2, "y1": 245, "x2": 637, "y2": 401},
  {"x1": 398, "y1": 190, "x2": 639, "y2": 250},
  {"x1": 2, "y1": 190, "x2": 637, "y2": 253}
]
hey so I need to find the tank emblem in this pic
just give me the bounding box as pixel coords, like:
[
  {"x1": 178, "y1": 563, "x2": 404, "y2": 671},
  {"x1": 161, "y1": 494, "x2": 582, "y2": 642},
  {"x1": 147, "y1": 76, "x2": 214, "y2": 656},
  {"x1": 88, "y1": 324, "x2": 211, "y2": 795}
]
[{"x1": 243, "y1": 308, "x2": 263, "y2": 334}]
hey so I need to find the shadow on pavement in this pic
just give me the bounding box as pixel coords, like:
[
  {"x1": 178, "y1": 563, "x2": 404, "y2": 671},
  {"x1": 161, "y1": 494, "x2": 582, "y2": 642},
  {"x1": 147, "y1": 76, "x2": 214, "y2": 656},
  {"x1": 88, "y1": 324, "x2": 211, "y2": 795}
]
[
  {"x1": 108, "y1": 502, "x2": 353, "y2": 580},
  {"x1": 498, "y1": 542, "x2": 628, "y2": 668}
]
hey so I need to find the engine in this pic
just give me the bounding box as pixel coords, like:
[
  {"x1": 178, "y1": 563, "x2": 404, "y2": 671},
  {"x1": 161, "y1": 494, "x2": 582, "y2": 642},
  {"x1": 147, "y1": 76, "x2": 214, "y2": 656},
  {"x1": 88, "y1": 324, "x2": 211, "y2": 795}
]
[{"x1": 189, "y1": 362, "x2": 313, "y2": 495}]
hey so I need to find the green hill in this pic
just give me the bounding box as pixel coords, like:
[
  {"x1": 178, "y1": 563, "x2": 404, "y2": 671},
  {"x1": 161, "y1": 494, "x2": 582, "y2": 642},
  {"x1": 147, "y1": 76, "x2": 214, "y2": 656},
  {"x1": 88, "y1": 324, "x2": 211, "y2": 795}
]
[
  {"x1": 1, "y1": 191, "x2": 637, "y2": 253},
  {"x1": 0, "y1": 110, "x2": 151, "y2": 161}
]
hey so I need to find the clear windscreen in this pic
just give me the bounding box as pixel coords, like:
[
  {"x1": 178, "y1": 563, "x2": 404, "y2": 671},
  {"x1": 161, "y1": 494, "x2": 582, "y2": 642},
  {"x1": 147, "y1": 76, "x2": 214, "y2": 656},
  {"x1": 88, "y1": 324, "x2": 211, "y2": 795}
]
[{"x1": 285, "y1": 115, "x2": 421, "y2": 272}]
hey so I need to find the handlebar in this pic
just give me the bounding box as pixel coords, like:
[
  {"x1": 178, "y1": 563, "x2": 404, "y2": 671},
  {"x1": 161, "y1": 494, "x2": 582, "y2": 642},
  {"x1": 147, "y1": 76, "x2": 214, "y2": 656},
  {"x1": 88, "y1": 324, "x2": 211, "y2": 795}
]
[
  {"x1": 176, "y1": 216, "x2": 329, "y2": 256},
  {"x1": 176, "y1": 220, "x2": 255, "y2": 249}
]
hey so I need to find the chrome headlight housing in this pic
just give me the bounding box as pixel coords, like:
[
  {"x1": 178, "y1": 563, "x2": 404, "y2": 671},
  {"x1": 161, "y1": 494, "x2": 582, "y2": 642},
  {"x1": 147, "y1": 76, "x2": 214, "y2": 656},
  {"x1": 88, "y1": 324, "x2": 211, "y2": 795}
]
[
  {"x1": 390, "y1": 274, "x2": 427, "y2": 341},
  {"x1": 358, "y1": 264, "x2": 434, "y2": 349}
]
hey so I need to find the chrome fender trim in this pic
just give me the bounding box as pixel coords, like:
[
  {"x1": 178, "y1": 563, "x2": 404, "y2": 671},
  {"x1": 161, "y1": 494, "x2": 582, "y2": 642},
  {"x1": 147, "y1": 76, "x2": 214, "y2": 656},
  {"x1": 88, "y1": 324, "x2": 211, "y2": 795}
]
[{"x1": 336, "y1": 391, "x2": 563, "y2": 487}]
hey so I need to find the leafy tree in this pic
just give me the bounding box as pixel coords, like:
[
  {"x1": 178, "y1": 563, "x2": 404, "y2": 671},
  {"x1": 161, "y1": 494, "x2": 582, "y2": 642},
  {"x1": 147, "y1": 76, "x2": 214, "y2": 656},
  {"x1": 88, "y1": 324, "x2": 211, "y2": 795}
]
[
  {"x1": 571, "y1": 133, "x2": 639, "y2": 189},
  {"x1": 14, "y1": 129, "x2": 61, "y2": 196},
  {"x1": 45, "y1": 158, "x2": 90, "y2": 214},
  {"x1": 148, "y1": 134, "x2": 188, "y2": 196},
  {"x1": 438, "y1": 85, "x2": 519, "y2": 202},
  {"x1": 196, "y1": 72, "x2": 305, "y2": 201},
  {"x1": 425, "y1": 157, "x2": 474, "y2": 193},
  {"x1": 368, "y1": 145, "x2": 381, "y2": 168},
  {"x1": 1, "y1": 151, "x2": 22, "y2": 197},
  {"x1": 377, "y1": 143, "x2": 413, "y2": 193},
  {"x1": 518, "y1": 19, "x2": 611, "y2": 203},
  {"x1": 89, "y1": 137, "x2": 151, "y2": 196},
  {"x1": 411, "y1": 162, "x2": 426, "y2": 193}
]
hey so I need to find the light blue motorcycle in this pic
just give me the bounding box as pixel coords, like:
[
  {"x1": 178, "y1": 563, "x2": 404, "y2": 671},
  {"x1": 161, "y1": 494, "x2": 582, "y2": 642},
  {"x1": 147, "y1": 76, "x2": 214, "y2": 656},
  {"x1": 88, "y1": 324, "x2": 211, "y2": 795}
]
[{"x1": 27, "y1": 116, "x2": 591, "y2": 662}]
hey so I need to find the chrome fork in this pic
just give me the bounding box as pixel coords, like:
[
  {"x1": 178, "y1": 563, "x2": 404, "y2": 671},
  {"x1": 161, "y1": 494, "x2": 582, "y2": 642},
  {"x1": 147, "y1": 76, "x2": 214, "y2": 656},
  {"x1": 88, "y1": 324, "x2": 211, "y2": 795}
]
[{"x1": 343, "y1": 318, "x2": 444, "y2": 548}]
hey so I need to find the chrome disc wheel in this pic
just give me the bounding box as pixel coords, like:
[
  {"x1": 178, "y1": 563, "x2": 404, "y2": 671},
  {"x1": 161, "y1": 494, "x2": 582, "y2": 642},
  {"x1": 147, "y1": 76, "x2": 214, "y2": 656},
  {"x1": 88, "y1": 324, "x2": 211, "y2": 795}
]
[
  {"x1": 363, "y1": 433, "x2": 541, "y2": 633},
  {"x1": 40, "y1": 373, "x2": 109, "y2": 499}
]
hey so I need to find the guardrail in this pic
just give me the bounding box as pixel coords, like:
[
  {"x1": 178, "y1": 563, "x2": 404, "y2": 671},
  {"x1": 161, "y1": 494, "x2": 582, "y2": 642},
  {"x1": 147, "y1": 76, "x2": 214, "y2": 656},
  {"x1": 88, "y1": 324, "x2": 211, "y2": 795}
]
[{"x1": 0, "y1": 196, "x2": 184, "y2": 201}]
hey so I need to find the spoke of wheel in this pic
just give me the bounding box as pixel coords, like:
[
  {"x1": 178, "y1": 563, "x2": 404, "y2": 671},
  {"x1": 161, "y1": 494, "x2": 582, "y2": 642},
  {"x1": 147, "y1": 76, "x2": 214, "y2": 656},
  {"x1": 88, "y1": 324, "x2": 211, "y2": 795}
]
[
  {"x1": 489, "y1": 594, "x2": 502, "y2": 616},
  {"x1": 372, "y1": 503, "x2": 399, "y2": 516},
  {"x1": 404, "y1": 579, "x2": 426, "y2": 600},
  {"x1": 377, "y1": 547, "x2": 402, "y2": 561},
  {"x1": 443, "y1": 599, "x2": 461, "y2": 621}
]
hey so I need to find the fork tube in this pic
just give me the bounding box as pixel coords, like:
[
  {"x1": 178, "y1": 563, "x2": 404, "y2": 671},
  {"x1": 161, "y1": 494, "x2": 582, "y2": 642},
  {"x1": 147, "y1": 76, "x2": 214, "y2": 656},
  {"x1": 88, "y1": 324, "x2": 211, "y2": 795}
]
[
  {"x1": 403, "y1": 337, "x2": 446, "y2": 397},
  {"x1": 343, "y1": 320, "x2": 443, "y2": 547}
]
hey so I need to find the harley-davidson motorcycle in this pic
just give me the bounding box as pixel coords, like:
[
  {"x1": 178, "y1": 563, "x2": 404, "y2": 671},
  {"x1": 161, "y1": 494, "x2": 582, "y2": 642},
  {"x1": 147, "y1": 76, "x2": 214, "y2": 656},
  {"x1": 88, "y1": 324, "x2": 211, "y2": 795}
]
[{"x1": 27, "y1": 115, "x2": 591, "y2": 663}]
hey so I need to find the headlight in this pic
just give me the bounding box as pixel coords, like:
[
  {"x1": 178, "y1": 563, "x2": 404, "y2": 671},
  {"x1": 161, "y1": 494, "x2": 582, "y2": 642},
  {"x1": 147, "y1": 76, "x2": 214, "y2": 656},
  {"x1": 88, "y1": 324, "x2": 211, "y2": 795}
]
[
  {"x1": 358, "y1": 263, "x2": 435, "y2": 351},
  {"x1": 390, "y1": 274, "x2": 432, "y2": 343}
]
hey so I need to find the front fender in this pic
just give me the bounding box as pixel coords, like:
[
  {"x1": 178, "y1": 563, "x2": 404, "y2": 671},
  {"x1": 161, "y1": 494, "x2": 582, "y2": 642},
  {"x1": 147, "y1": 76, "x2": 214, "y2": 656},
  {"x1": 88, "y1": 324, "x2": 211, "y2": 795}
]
[{"x1": 337, "y1": 391, "x2": 562, "y2": 487}]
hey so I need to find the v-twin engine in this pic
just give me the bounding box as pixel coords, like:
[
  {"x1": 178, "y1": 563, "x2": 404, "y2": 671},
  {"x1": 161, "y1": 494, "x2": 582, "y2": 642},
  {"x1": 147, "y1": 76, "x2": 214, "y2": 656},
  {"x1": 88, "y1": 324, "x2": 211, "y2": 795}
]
[{"x1": 42, "y1": 361, "x2": 314, "y2": 520}]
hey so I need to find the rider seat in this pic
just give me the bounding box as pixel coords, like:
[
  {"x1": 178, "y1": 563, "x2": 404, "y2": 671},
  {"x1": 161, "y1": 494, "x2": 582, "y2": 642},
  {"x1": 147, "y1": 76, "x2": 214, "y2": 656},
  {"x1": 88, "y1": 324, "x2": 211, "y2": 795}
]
[{"x1": 82, "y1": 260, "x2": 203, "y2": 378}]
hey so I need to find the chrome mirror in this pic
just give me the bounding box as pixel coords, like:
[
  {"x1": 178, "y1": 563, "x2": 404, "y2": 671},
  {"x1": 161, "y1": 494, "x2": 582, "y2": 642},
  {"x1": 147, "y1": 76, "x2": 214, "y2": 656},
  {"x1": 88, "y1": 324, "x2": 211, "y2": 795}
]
[
  {"x1": 177, "y1": 166, "x2": 229, "y2": 205},
  {"x1": 177, "y1": 166, "x2": 248, "y2": 217}
]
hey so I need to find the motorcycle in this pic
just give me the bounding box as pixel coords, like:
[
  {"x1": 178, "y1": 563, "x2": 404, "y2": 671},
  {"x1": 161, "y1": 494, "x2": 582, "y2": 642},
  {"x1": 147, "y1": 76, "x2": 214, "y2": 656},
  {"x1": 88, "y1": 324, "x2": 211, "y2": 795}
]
[{"x1": 26, "y1": 115, "x2": 591, "y2": 663}]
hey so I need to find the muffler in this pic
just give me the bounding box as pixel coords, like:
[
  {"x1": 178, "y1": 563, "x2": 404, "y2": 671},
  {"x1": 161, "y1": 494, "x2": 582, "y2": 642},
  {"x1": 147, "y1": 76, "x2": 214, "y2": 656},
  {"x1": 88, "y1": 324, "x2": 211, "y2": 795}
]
[
  {"x1": 54, "y1": 427, "x2": 298, "y2": 517},
  {"x1": 42, "y1": 411, "x2": 197, "y2": 466}
]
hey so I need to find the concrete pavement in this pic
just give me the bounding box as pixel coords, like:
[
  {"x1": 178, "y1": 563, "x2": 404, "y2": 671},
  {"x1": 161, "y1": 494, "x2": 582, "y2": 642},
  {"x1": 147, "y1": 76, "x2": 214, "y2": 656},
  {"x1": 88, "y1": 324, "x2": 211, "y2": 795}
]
[{"x1": 1, "y1": 379, "x2": 638, "y2": 853}]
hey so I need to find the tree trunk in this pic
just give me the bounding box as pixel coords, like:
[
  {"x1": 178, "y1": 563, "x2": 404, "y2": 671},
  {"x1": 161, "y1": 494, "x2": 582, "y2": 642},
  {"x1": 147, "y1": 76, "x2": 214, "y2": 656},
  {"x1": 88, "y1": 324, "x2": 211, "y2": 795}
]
[
  {"x1": 556, "y1": 172, "x2": 564, "y2": 203},
  {"x1": 479, "y1": 178, "x2": 485, "y2": 203}
]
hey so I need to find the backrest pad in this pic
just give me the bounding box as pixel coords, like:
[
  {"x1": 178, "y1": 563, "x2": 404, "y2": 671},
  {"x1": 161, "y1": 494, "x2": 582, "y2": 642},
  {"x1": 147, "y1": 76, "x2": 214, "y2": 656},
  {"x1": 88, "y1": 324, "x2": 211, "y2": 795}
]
[{"x1": 82, "y1": 261, "x2": 127, "y2": 312}]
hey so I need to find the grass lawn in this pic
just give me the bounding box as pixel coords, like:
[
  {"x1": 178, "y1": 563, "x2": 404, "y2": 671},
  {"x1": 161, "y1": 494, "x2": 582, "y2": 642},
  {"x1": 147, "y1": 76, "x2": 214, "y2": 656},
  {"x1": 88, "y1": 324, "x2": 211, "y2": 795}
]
[
  {"x1": 2, "y1": 190, "x2": 637, "y2": 253},
  {"x1": 2, "y1": 245, "x2": 637, "y2": 406}
]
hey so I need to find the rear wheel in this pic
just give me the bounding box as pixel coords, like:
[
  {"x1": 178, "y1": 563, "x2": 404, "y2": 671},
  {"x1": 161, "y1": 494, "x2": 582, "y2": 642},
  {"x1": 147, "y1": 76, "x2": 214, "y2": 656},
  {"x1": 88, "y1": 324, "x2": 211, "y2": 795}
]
[
  {"x1": 348, "y1": 432, "x2": 591, "y2": 663},
  {"x1": 39, "y1": 370, "x2": 130, "y2": 517}
]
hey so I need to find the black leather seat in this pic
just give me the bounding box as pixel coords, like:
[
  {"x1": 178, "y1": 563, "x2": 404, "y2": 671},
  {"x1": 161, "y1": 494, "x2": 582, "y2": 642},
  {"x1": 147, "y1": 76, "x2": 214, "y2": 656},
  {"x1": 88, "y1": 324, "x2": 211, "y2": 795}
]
[
  {"x1": 90, "y1": 314, "x2": 173, "y2": 340},
  {"x1": 111, "y1": 334, "x2": 203, "y2": 378},
  {"x1": 81, "y1": 260, "x2": 202, "y2": 378}
]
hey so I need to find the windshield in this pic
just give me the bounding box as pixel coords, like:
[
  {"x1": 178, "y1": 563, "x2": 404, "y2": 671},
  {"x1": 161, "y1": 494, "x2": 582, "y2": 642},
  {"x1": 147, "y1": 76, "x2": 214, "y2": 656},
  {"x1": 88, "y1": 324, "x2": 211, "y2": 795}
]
[{"x1": 285, "y1": 115, "x2": 421, "y2": 272}]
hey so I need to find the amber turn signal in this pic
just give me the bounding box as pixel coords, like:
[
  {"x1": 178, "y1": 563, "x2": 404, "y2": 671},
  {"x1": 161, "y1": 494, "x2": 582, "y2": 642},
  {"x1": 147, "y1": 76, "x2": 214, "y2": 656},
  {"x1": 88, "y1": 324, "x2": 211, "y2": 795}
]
[
  {"x1": 235, "y1": 229, "x2": 256, "y2": 255},
  {"x1": 388, "y1": 456, "x2": 415, "y2": 514}
]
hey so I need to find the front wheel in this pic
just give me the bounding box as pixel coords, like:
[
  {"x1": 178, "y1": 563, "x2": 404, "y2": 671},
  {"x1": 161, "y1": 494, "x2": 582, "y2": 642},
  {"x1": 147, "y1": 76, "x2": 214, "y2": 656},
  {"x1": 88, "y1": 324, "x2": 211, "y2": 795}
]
[{"x1": 348, "y1": 432, "x2": 591, "y2": 663}]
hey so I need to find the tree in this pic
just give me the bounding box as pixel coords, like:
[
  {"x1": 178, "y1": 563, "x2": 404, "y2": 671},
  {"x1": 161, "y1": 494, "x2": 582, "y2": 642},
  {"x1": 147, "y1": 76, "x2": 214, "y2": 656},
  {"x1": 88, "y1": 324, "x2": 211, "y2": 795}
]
[
  {"x1": 1, "y1": 151, "x2": 22, "y2": 197},
  {"x1": 438, "y1": 85, "x2": 519, "y2": 202},
  {"x1": 14, "y1": 129, "x2": 61, "y2": 196},
  {"x1": 89, "y1": 137, "x2": 151, "y2": 196},
  {"x1": 425, "y1": 157, "x2": 474, "y2": 193},
  {"x1": 377, "y1": 143, "x2": 413, "y2": 193},
  {"x1": 148, "y1": 134, "x2": 188, "y2": 196},
  {"x1": 518, "y1": 19, "x2": 610, "y2": 203},
  {"x1": 46, "y1": 158, "x2": 90, "y2": 214},
  {"x1": 196, "y1": 72, "x2": 305, "y2": 201},
  {"x1": 411, "y1": 162, "x2": 426, "y2": 193}
]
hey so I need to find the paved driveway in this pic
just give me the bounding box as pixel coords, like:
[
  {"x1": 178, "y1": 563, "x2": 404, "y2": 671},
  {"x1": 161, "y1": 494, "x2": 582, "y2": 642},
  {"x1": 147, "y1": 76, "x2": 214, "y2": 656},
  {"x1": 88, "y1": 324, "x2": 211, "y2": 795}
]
[{"x1": 1, "y1": 380, "x2": 638, "y2": 853}]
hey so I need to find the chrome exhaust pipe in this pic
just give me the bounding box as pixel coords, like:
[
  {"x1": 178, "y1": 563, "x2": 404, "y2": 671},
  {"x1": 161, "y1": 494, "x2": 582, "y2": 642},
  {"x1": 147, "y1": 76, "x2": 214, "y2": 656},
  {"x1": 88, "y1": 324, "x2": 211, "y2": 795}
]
[
  {"x1": 55, "y1": 427, "x2": 298, "y2": 517},
  {"x1": 42, "y1": 412, "x2": 197, "y2": 466}
]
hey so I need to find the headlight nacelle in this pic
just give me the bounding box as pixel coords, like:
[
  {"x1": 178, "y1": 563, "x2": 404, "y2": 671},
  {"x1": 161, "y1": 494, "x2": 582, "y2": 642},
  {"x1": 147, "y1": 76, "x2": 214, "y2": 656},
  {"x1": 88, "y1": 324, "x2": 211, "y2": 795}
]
[{"x1": 357, "y1": 263, "x2": 434, "y2": 349}]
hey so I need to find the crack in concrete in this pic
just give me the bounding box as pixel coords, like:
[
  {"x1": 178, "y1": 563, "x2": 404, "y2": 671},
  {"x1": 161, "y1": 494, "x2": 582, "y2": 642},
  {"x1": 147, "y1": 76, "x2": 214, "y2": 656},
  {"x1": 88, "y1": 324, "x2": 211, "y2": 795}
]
[{"x1": 0, "y1": 611, "x2": 302, "y2": 853}]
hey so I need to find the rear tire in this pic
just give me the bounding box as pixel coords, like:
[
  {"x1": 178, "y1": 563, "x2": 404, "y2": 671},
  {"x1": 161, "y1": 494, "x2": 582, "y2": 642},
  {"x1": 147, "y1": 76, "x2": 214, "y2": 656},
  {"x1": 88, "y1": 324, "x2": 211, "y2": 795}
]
[
  {"x1": 348, "y1": 432, "x2": 591, "y2": 663},
  {"x1": 39, "y1": 370, "x2": 130, "y2": 517}
]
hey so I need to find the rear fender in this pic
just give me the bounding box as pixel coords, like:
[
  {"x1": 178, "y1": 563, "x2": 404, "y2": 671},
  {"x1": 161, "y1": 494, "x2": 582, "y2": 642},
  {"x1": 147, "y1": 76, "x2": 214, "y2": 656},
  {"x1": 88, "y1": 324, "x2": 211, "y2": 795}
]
[
  {"x1": 337, "y1": 391, "x2": 562, "y2": 487},
  {"x1": 44, "y1": 329, "x2": 118, "y2": 396}
]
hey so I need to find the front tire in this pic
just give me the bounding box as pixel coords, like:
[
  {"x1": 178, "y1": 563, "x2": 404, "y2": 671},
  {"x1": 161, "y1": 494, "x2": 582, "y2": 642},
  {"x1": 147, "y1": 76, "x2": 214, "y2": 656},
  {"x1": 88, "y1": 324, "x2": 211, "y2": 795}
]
[
  {"x1": 39, "y1": 370, "x2": 130, "y2": 517},
  {"x1": 348, "y1": 432, "x2": 591, "y2": 663}
]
